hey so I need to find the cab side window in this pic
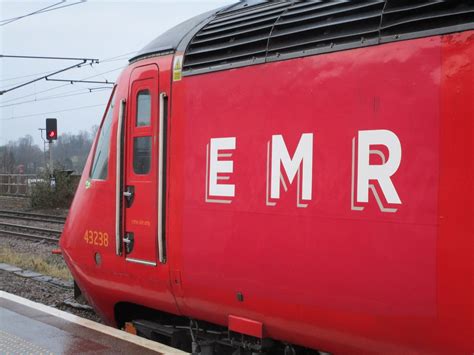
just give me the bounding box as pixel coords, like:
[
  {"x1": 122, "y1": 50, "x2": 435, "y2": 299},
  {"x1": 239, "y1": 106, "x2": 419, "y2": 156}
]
[
  {"x1": 90, "y1": 91, "x2": 116, "y2": 180},
  {"x1": 136, "y1": 90, "x2": 151, "y2": 127},
  {"x1": 133, "y1": 88, "x2": 152, "y2": 175}
]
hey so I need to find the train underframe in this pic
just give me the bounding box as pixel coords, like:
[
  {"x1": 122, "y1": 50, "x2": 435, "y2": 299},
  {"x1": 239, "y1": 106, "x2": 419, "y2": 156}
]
[
  {"x1": 112, "y1": 302, "x2": 323, "y2": 355},
  {"x1": 74, "y1": 282, "x2": 322, "y2": 354},
  {"x1": 115, "y1": 303, "x2": 327, "y2": 355}
]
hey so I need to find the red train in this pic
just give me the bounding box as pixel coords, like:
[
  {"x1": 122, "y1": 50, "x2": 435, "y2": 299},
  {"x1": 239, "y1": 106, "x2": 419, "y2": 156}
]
[{"x1": 60, "y1": 1, "x2": 474, "y2": 354}]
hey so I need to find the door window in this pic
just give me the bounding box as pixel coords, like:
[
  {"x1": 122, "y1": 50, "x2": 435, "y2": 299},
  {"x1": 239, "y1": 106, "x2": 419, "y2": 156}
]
[
  {"x1": 136, "y1": 90, "x2": 151, "y2": 127},
  {"x1": 133, "y1": 136, "x2": 152, "y2": 175}
]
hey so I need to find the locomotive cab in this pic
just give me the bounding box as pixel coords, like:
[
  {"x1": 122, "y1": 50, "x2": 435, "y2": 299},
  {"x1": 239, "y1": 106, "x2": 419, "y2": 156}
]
[{"x1": 60, "y1": 1, "x2": 474, "y2": 354}]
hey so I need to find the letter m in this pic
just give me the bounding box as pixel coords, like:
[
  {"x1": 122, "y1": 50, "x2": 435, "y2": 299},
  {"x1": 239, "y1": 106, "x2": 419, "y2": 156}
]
[{"x1": 270, "y1": 133, "x2": 313, "y2": 203}]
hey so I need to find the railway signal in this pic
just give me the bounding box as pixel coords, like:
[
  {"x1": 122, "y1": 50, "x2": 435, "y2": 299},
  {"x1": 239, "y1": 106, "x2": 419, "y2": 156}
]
[
  {"x1": 46, "y1": 118, "x2": 58, "y2": 141},
  {"x1": 44, "y1": 118, "x2": 57, "y2": 177}
]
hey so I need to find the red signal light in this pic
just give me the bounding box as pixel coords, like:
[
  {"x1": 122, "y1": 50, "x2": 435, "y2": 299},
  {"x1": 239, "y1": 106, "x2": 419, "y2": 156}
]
[{"x1": 46, "y1": 118, "x2": 57, "y2": 141}]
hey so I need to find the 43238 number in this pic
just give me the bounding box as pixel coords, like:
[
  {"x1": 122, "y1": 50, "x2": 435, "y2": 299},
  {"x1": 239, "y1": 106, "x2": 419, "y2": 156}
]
[{"x1": 84, "y1": 230, "x2": 109, "y2": 247}]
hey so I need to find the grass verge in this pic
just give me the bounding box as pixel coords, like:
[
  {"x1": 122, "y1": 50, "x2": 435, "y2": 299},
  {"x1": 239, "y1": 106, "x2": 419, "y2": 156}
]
[{"x1": 0, "y1": 246, "x2": 72, "y2": 280}]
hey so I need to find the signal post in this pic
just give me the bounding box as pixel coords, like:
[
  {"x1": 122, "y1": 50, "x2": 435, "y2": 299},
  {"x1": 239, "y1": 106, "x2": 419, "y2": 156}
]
[{"x1": 45, "y1": 118, "x2": 57, "y2": 188}]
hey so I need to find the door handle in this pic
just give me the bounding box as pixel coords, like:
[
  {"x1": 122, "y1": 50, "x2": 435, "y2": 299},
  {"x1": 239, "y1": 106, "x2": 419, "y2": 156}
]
[
  {"x1": 123, "y1": 232, "x2": 134, "y2": 254},
  {"x1": 123, "y1": 185, "x2": 135, "y2": 207}
]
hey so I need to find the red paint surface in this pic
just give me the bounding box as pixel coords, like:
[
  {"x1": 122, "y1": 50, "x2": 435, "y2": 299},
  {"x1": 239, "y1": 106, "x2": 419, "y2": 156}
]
[
  {"x1": 123, "y1": 64, "x2": 160, "y2": 263},
  {"x1": 60, "y1": 56, "x2": 179, "y2": 325},
  {"x1": 436, "y1": 31, "x2": 474, "y2": 352},
  {"x1": 61, "y1": 31, "x2": 474, "y2": 353},
  {"x1": 228, "y1": 315, "x2": 264, "y2": 338}
]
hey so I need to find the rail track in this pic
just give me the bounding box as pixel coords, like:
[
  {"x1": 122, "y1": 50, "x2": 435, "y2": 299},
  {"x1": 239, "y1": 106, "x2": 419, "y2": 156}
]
[
  {"x1": 0, "y1": 222, "x2": 62, "y2": 243},
  {"x1": 0, "y1": 210, "x2": 66, "y2": 224}
]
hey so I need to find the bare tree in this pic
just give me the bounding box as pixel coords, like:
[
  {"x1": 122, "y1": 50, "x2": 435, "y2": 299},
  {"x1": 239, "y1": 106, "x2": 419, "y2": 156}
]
[
  {"x1": 0, "y1": 126, "x2": 96, "y2": 174},
  {"x1": 0, "y1": 146, "x2": 15, "y2": 173}
]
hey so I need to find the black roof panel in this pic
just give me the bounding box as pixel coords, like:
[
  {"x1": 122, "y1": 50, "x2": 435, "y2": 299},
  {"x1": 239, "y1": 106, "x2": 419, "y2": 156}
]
[
  {"x1": 130, "y1": 3, "x2": 242, "y2": 62},
  {"x1": 130, "y1": 0, "x2": 474, "y2": 72}
]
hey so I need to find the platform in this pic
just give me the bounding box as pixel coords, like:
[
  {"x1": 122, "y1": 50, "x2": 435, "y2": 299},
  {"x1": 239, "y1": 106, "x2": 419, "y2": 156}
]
[{"x1": 0, "y1": 291, "x2": 188, "y2": 354}]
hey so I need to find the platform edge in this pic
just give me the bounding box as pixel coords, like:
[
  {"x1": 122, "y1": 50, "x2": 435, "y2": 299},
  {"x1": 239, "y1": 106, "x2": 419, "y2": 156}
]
[{"x1": 0, "y1": 290, "x2": 189, "y2": 355}]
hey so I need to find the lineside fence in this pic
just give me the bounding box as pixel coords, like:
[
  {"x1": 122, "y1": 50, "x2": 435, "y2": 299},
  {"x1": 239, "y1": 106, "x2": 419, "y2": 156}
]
[
  {"x1": 1, "y1": 173, "x2": 82, "y2": 198},
  {"x1": 0, "y1": 174, "x2": 39, "y2": 196}
]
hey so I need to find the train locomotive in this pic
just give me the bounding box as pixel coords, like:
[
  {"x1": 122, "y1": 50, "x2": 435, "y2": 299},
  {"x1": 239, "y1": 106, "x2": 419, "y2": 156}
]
[{"x1": 60, "y1": 1, "x2": 474, "y2": 354}]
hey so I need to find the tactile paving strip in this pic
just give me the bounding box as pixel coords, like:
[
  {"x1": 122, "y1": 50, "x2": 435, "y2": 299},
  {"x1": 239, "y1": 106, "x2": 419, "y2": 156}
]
[{"x1": 0, "y1": 329, "x2": 55, "y2": 355}]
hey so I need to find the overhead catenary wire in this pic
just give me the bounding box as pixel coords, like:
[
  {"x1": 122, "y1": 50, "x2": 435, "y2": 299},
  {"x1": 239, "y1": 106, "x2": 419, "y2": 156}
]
[
  {"x1": 0, "y1": 87, "x2": 111, "y2": 108},
  {"x1": 0, "y1": 51, "x2": 134, "y2": 83},
  {"x1": 100, "y1": 51, "x2": 137, "y2": 63},
  {"x1": 0, "y1": 61, "x2": 88, "y2": 95},
  {"x1": 0, "y1": 1, "x2": 87, "y2": 27},
  {"x1": 0, "y1": 55, "x2": 99, "y2": 95},
  {"x1": 0, "y1": 54, "x2": 98, "y2": 61},
  {"x1": 0, "y1": 70, "x2": 57, "y2": 83},
  {"x1": 0, "y1": 54, "x2": 129, "y2": 119},
  {"x1": 0, "y1": 1, "x2": 64, "y2": 26},
  {"x1": 2, "y1": 104, "x2": 105, "y2": 121},
  {"x1": 0, "y1": 66, "x2": 125, "y2": 104}
]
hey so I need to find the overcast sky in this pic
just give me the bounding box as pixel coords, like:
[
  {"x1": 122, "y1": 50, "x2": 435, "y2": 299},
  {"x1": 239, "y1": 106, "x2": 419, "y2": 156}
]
[{"x1": 0, "y1": 0, "x2": 235, "y2": 146}]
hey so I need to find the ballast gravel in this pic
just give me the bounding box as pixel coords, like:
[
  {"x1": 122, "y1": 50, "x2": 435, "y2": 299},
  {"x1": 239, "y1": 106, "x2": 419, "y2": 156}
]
[
  {"x1": 0, "y1": 196, "x2": 101, "y2": 323},
  {"x1": 1, "y1": 269, "x2": 102, "y2": 322}
]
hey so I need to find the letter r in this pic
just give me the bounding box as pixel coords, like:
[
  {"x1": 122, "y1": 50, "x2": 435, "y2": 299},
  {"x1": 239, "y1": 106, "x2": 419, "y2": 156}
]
[{"x1": 357, "y1": 130, "x2": 402, "y2": 204}]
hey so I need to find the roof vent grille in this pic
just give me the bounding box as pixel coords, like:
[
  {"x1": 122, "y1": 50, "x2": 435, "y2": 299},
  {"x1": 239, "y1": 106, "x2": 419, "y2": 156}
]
[
  {"x1": 183, "y1": 1, "x2": 291, "y2": 72},
  {"x1": 267, "y1": 1, "x2": 384, "y2": 60},
  {"x1": 381, "y1": 0, "x2": 474, "y2": 39},
  {"x1": 183, "y1": 0, "x2": 474, "y2": 75}
]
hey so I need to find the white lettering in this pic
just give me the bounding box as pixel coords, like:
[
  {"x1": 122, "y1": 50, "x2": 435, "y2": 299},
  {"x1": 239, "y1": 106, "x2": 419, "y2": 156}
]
[
  {"x1": 356, "y1": 130, "x2": 402, "y2": 205},
  {"x1": 209, "y1": 137, "x2": 236, "y2": 198},
  {"x1": 270, "y1": 133, "x2": 313, "y2": 201}
]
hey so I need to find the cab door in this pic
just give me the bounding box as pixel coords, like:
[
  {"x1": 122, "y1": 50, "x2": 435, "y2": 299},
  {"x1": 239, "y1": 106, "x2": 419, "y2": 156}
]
[{"x1": 122, "y1": 64, "x2": 159, "y2": 265}]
